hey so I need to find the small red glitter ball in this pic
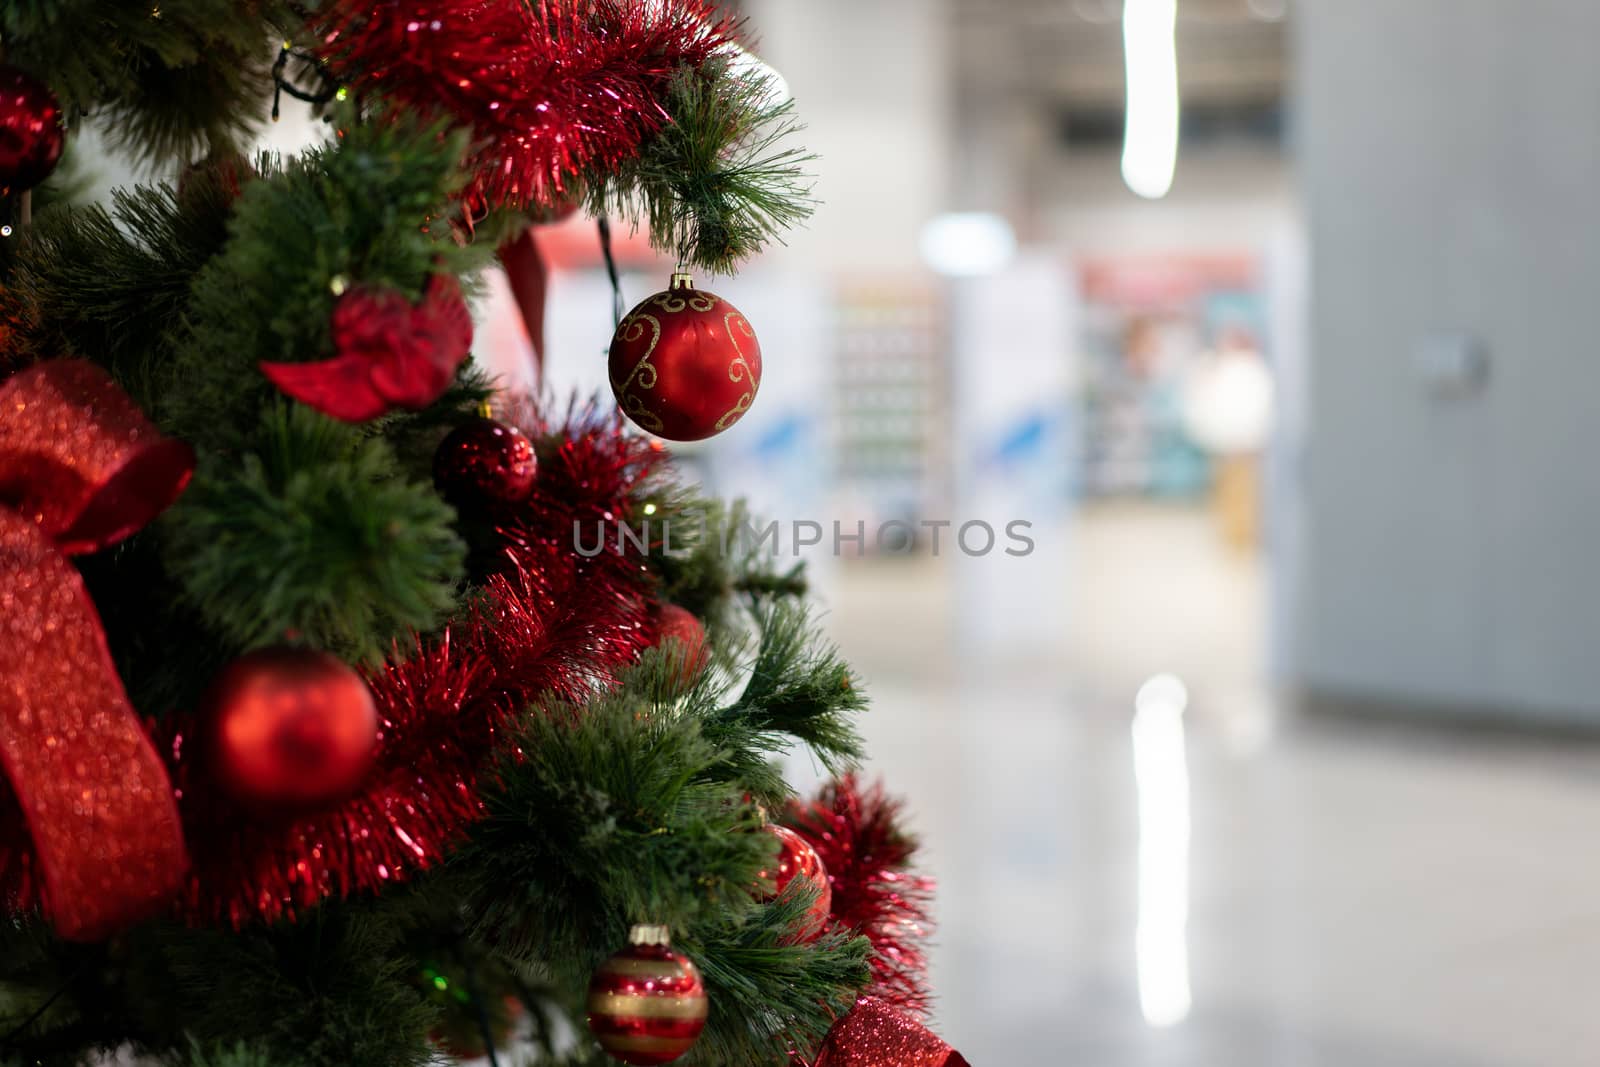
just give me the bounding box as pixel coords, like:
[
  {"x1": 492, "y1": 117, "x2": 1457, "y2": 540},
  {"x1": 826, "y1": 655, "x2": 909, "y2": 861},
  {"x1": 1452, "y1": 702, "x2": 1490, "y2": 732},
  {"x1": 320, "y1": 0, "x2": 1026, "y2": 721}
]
[
  {"x1": 608, "y1": 273, "x2": 761, "y2": 442},
  {"x1": 587, "y1": 926, "x2": 708, "y2": 1065},
  {"x1": 759, "y1": 824, "x2": 832, "y2": 942},
  {"x1": 652, "y1": 603, "x2": 708, "y2": 687},
  {"x1": 203, "y1": 647, "x2": 379, "y2": 813},
  {"x1": 0, "y1": 66, "x2": 64, "y2": 194},
  {"x1": 433, "y1": 417, "x2": 537, "y2": 507}
]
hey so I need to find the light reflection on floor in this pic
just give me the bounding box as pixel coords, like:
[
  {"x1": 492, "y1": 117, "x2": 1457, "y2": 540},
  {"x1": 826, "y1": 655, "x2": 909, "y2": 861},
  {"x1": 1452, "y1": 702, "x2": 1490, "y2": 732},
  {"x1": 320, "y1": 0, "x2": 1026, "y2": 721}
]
[{"x1": 815, "y1": 502, "x2": 1600, "y2": 1067}]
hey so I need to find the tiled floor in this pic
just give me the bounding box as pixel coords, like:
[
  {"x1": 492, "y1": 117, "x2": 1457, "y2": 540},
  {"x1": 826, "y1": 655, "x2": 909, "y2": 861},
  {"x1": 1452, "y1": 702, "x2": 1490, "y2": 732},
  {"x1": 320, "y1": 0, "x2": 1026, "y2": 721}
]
[{"x1": 815, "y1": 503, "x2": 1600, "y2": 1066}]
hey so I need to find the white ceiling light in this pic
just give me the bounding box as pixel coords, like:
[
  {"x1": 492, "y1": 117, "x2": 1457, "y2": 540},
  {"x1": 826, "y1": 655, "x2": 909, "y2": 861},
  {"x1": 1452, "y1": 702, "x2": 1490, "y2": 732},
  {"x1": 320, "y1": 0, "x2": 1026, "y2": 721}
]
[
  {"x1": 1121, "y1": 0, "x2": 1181, "y2": 200},
  {"x1": 1132, "y1": 673, "x2": 1193, "y2": 1029},
  {"x1": 919, "y1": 213, "x2": 1017, "y2": 277}
]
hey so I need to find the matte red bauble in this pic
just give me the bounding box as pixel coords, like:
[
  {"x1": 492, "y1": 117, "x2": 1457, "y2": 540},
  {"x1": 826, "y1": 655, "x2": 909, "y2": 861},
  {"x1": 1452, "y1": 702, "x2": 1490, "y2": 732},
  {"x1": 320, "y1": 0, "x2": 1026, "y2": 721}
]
[
  {"x1": 433, "y1": 417, "x2": 537, "y2": 507},
  {"x1": 204, "y1": 647, "x2": 379, "y2": 812},
  {"x1": 0, "y1": 66, "x2": 64, "y2": 194},
  {"x1": 587, "y1": 925, "x2": 708, "y2": 1065},
  {"x1": 652, "y1": 603, "x2": 708, "y2": 687},
  {"x1": 608, "y1": 273, "x2": 761, "y2": 441},
  {"x1": 759, "y1": 824, "x2": 832, "y2": 942}
]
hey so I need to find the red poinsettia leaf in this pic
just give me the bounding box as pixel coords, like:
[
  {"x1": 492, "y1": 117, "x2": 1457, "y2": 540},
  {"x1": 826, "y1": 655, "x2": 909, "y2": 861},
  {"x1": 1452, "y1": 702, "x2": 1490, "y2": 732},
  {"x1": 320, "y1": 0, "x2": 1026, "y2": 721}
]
[
  {"x1": 260, "y1": 274, "x2": 473, "y2": 422},
  {"x1": 259, "y1": 354, "x2": 391, "y2": 422},
  {"x1": 364, "y1": 275, "x2": 474, "y2": 410}
]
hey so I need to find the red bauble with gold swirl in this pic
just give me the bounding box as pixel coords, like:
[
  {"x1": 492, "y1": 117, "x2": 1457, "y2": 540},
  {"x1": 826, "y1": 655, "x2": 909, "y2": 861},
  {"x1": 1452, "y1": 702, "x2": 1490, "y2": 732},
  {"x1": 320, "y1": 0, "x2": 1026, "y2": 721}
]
[
  {"x1": 608, "y1": 273, "x2": 762, "y2": 441},
  {"x1": 587, "y1": 925, "x2": 709, "y2": 1065}
]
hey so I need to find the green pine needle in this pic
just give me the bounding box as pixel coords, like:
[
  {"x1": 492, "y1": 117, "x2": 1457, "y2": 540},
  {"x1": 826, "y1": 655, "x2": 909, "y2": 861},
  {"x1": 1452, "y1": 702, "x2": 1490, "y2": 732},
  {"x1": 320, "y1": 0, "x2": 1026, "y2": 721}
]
[
  {"x1": 161, "y1": 404, "x2": 466, "y2": 663},
  {"x1": 588, "y1": 62, "x2": 817, "y2": 274}
]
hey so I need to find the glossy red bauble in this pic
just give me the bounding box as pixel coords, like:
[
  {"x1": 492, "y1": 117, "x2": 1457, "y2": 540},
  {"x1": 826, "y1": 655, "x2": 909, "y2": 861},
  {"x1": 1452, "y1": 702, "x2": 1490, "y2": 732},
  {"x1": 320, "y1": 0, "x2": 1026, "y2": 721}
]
[
  {"x1": 652, "y1": 603, "x2": 708, "y2": 687},
  {"x1": 0, "y1": 66, "x2": 63, "y2": 194},
  {"x1": 608, "y1": 273, "x2": 761, "y2": 441},
  {"x1": 204, "y1": 647, "x2": 380, "y2": 813},
  {"x1": 759, "y1": 824, "x2": 832, "y2": 942},
  {"x1": 433, "y1": 417, "x2": 538, "y2": 507},
  {"x1": 587, "y1": 926, "x2": 708, "y2": 1065}
]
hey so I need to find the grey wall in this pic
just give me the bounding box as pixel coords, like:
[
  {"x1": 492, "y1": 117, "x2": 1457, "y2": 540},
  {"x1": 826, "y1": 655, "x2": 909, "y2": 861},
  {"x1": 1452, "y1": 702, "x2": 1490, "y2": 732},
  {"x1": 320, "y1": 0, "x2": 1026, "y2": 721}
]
[{"x1": 1294, "y1": 1, "x2": 1600, "y2": 720}]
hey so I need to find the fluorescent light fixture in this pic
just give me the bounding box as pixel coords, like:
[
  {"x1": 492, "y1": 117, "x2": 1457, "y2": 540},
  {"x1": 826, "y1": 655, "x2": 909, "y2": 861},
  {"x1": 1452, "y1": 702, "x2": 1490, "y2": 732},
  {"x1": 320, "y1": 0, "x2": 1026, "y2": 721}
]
[
  {"x1": 1132, "y1": 673, "x2": 1192, "y2": 1028},
  {"x1": 1121, "y1": 0, "x2": 1181, "y2": 200},
  {"x1": 918, "y1": 212, "x2": 1017, "y2": 277}
]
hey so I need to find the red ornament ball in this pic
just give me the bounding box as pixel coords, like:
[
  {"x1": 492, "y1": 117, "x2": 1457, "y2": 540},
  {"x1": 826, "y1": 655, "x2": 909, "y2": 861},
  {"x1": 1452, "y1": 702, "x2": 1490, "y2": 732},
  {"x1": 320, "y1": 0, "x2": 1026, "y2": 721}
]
[
  {"x1": 0, "y1": 67, "x2": 64, "y2": 194},
  {"x1": 759, "y1": 824, "x2": 832, "y2": 942},
  {"x1": 608, "y1": 273, "x2": 762, "y2": 441},
  {"x1": 204, "y1": 647, "x2": 379, "y2": 813},
  {"x1": 652, "y1": 603, "x2": 708, "y2": 687},
  {"x1": 587, "y1": 926, "x2": 708, "y2": 1065},
  {"x1": 177, "y1": 150, "x2": 256, "y2": 208},
  {"x1": 433, "y1": 417, "x2": 537, "y2": 507}
]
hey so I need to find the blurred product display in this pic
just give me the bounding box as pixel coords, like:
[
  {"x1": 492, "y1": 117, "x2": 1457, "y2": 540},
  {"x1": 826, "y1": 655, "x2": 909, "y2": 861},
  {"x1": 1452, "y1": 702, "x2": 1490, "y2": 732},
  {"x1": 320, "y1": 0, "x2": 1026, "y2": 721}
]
[{"x1": 832, "y1": 283, "x2": 949, "y2": 544}]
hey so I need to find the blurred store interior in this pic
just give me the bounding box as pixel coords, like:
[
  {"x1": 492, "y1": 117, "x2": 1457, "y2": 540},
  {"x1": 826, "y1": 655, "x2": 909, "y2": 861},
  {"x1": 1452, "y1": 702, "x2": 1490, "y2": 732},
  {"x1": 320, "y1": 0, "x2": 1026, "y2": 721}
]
[{"x1": 169, "y1": 0, "x2": 1600, "y2": 1063}]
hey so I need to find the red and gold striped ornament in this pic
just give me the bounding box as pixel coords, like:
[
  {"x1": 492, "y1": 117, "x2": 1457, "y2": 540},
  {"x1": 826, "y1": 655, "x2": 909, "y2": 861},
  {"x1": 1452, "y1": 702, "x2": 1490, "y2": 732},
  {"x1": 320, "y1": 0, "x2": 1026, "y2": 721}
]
[
  {"x1": 587, "y1": 925, "x2": 709, "y2": 1065},
  {"x1": 608, "y1": 273, "x2": 762, "y2": 442}
]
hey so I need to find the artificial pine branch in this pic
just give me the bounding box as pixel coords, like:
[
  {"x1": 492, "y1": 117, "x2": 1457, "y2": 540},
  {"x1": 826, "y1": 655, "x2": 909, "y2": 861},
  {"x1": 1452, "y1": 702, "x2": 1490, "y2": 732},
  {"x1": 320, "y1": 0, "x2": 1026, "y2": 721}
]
[
  {"x1": 165, "y1": 109, "x2": 481, "y2": 451},
  {"x1": 1, "y1": 1, "x2": 294, "y2": 163},
  {"x1": 650, "y1": 498, "x2": 812, "y2": 637},
  {"x1": 117, "y1": 910, "x2": 440, "y2": 1067},
  {"x1": 463, "y1": 664, "x2": 776, "y2": 972},
  {"x1": 702, "y1": 602, "x2": 868, "y2": 802},
  {"x1": 160, "y1": 404, "x2": 466, "y2": 665},
  {"x1": 675, "y1": 890, "x2": 870, "y2": 1066},
  {"x1": 0, "y1": 182, "x2": 236, "y2": 408},
  {"x1": 458, "y1": 644, "x2": 871, "y2": 1064},
  {"x1": 589, "y1": 63, "x2": 816, "y2": 273}
]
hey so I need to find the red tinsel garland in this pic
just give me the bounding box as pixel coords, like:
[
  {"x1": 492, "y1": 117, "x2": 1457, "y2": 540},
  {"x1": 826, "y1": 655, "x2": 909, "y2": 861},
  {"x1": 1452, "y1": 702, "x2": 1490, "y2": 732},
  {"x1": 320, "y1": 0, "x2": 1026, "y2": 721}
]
[
  {"x1": 167, "y1": 404, "x2": 669, "y2": 925},
  {"x1": 315, "y1": 0, "x2": 737, "y2": 213},
  {"x1": 785, "y1": 776, "x2": 938, "y2": 1018}
]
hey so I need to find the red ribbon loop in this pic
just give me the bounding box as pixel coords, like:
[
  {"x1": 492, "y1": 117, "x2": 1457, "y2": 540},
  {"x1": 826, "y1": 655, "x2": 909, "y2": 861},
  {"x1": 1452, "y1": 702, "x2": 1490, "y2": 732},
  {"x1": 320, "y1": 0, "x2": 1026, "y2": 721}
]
[
  {"x1": 498, "y1": 224, "x2": 548, "y2": 381},
  {"x1": 0, "y1": 359, "x2": 193, "y2": 941},
  {"x1": 811, "y1": 999, "x2": 968, "y2": 1067}
]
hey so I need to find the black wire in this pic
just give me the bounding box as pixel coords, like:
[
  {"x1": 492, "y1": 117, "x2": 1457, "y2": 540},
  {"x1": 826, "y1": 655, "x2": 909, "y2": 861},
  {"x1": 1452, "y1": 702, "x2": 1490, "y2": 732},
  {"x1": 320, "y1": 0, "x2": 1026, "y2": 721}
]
[
  {"x1": 271, "y1": 44, "x2": 341, "y2": 121},
  {"x1": 460, "y1": 953, "x2": 503, "y2": 1067},
  {"x1": 598, "y1": 216, "x2": 625, "y2": 326}
]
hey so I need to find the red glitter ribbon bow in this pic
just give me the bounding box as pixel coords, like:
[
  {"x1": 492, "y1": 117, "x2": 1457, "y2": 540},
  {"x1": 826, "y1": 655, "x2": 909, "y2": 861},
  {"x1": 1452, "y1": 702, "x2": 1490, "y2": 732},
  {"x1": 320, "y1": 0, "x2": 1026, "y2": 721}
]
[
  {"x1": 810, "y1": 999, "x2": 969, "y2": 1067},
  {"x1": 0, "y1": 360, "x2": 194, "y2": 941}
]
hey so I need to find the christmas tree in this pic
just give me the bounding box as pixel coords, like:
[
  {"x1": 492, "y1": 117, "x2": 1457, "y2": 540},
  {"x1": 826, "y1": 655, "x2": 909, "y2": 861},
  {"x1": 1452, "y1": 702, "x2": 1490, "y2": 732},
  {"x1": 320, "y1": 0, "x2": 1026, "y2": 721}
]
[{"x1": 0, "y1": 3, "x2": 966, "y2": 1065}]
